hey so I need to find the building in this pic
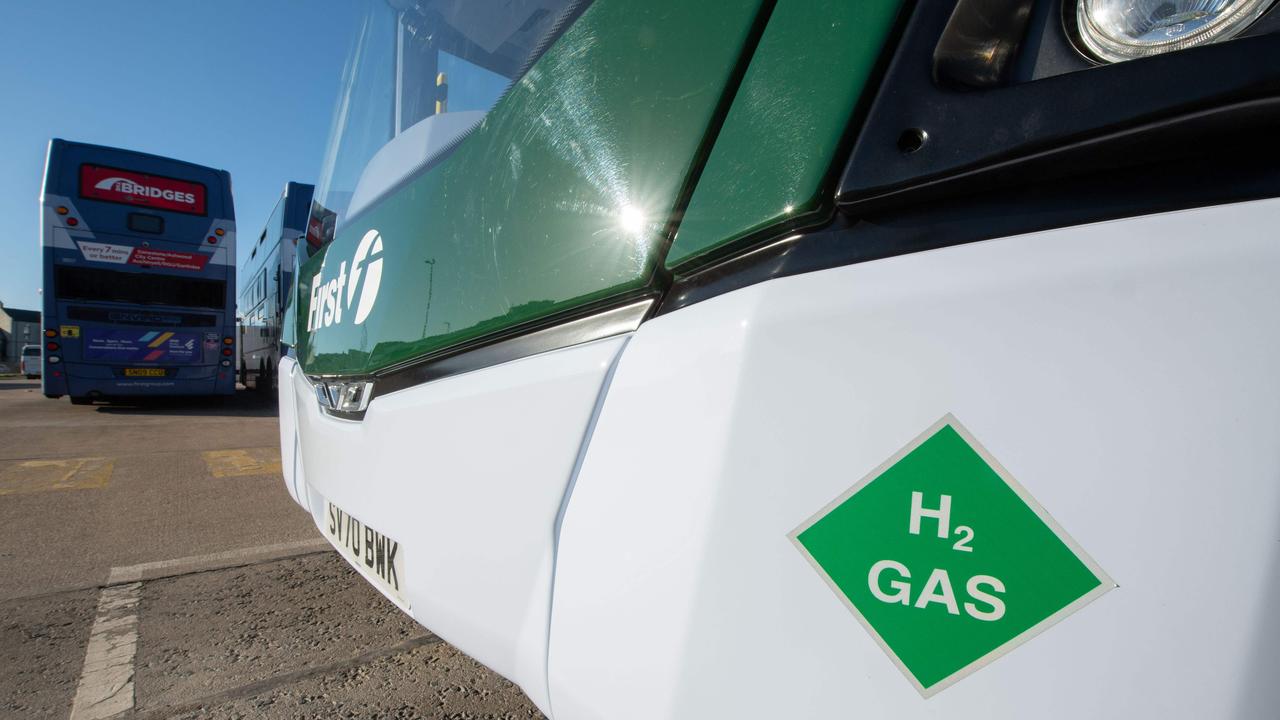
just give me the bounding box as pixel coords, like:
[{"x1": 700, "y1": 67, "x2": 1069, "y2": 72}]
[{"x1": 0, "y1": 302, "x2": 41, "y2": 372}]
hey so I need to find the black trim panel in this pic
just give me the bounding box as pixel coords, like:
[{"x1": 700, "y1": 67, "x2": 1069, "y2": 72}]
[{"x1": 839, "y1": 0, "x2": 1280, "y2": 211}]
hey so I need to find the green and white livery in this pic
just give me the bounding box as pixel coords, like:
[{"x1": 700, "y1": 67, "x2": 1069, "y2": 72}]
[{"x1": 280, "y1": 1, "x2": 1280, "y2": 718}]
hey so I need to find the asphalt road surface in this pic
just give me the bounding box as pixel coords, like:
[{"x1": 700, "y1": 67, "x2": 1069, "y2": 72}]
[{"x1": 0, "y1": 378, "x2": 544, "y2": 719}]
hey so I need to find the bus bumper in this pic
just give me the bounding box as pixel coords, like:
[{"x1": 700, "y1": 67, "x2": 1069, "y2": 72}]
[
  {"x1": 277, "y1": 337, "x2": 629, "y2": 717},
  {"x1": 59, "y1": 363, "x2": 234, "y2": 397}
]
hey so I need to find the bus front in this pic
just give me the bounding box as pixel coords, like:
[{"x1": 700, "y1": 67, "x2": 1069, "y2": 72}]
[{"x1": 40, "y1": 139, "x2": 237, "y2": 403}]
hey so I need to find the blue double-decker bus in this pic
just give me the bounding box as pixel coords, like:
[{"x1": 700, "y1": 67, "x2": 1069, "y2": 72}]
[
  {"x1": 237, "y1": 181, "x2": 313, "y2": 392},
  {"x1": 39, "y1": 139, "x2": 237, "y2": 403}
]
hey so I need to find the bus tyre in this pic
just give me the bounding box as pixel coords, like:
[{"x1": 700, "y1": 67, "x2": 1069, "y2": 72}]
[{"x1": 69, "y1": 396, "x2": 93, "y2": 406}]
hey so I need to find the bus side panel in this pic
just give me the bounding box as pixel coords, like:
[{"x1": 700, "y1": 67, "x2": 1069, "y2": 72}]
[
  {"x1": 214, "y1": 216, "x2": 237, "y2": 396},
  {"x1": 278, "y1": 354, "x2": 303, "y2": 506},
  {"x1": 548, "y1": 199, "x2": 1280, "y2": 719},
  {"x1": 39, "y1": 144, "x2": 61, "y2": 396},
  {"x1": 40, "y1": 199, "x2": 66, "y2": 397}
]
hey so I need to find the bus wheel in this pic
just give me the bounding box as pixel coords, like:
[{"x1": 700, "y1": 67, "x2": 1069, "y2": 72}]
[{"x1": 69, "y1": 396, "x2": 93, "y2": 406}]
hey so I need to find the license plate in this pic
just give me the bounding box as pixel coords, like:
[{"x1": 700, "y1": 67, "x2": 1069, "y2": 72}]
[
  {"x1": 124, "y1": 368, "x2": 165, "y2": 377},
  {"x1": 324, "y1": 501, "x2": 408, "y2": 608}
]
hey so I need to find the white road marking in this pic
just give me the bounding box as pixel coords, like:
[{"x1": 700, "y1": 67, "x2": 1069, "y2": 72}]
[
  {"x1": 65, "y1": 541, "x2": 329, "y2": 719},
  {"x1": 69, "y1": 582, "x2": 141, "y2": 720},
  {"x1": 106, "y1": 538, "x2": 329, "y2": 584}
]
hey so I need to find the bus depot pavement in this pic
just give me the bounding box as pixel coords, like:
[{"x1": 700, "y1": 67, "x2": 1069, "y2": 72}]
[{"x1": 0, "y1": 378, "x2": 543, "y2": 719}]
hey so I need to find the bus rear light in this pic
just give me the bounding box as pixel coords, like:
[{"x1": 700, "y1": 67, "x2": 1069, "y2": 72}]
[
  {"x1": 52, "y1": 370, "x2": 62, "y2": 377},
  {"x1": 45, "y1": 329, "x2": 57, "y2": 337},
  {"x1": 46, "y1": 341, "x2": 59, "y2": 351},
  {"x1": 66, "y1": 218, "x2": 78, "y2": 226},
  {"x1": 55, "y1": 206, "x2": 69, "y2": 215},
  {"x1": 48, "y1": 356, "x2": 61, "y2": 364},
  {"x1": 222, "y1": 337, "x2": 234, "y2": 345},
  {"x1": 207, "y1": 236, "x2": 218, "y2": 244},
  {"x1": 214, "y1": 228, "x2": 225, "y2": 236},
  {"x1": 221, "y1": 348, "x2": 233, "y2": 356},
  {"x1": 221, "y1": 359, "x2": 231, "y2": 367}
]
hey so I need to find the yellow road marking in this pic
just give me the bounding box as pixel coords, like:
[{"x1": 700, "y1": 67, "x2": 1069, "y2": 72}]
[
  {"x1": 202, "y1": 448, "x2": 282, "y2": 478},
  {"x1": 0, "y1": 457, "x2": 113, "y2": 496}
]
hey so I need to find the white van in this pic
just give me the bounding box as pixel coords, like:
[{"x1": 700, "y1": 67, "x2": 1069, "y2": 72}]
[{"x1": 20, "y1": 345, "x2": 40, "y2": 379}]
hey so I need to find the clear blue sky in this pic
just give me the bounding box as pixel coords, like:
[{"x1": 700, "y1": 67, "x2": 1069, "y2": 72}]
[{"x1": 0, "y1": 1, "x2": 363, "y2": 312}]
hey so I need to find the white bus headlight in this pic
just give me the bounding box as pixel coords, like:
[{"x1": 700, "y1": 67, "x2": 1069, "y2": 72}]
[{"x1": 1076, "y1": 0, "x2": 1275, "y2": 63}]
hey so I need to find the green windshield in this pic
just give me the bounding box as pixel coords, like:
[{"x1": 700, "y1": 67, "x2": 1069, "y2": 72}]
[
  {"x1": 296, "y1": 0, "x2": 766, "y2": 375},
  {"x1": 296, "y1": 0, "x2": 905, "y2": 377}
]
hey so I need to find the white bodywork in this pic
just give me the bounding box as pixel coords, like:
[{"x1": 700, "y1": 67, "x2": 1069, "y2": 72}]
[
  {"x1": 285, "y1": 198, "x2": 1280, "y2": 719},
  {"x1": 280, "y1": 336, "x2": 628, "y2": 715},
  {"x1": 278, "y1": 356, "x2": 303, "y2": 507}
]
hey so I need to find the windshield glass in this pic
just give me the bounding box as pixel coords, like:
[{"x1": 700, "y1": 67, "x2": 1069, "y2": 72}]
[
  {"x1": 312, "y1": 0, "x2": 580, "y2": 243},
  {"x1": 22, "y1": 346, "x2": 40, "y2": 357}
]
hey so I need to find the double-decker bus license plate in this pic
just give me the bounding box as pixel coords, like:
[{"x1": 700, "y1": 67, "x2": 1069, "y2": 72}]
[
  {"x1": 324, "y1": 501, "x2": 408, "y2": 608},
  {"x1": 124, "y1": 368, "x2": 166, "y2": 377}
]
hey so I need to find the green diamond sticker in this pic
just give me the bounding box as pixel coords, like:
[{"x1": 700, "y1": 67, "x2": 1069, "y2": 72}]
[{"x1": 790, "y1": 415, "x2": 1114, "y2": 697}]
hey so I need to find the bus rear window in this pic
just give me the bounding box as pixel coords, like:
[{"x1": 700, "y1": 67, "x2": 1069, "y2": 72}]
[
  {"x1": 127, "y1": 212, "x2": 165, "y2": 234},
  {"x1": 55, "y1": 266, "x2": 226, "y2": 310}
]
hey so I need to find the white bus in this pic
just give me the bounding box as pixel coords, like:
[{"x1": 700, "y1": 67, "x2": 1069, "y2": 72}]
[{"x1": 280, "y1": 1, "x2": 1280, "y2": 718}]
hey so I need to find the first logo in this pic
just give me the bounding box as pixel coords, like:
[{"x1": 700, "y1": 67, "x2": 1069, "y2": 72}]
[{"x1": 307, "y1": 229, "x2": 384, "y2": 331}]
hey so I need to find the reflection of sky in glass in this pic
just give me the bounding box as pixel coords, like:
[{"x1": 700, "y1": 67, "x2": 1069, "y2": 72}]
[
  {"x1": 438, "y1": 51, "x2": 511, "y2": 114},
  {"x1": 317, "y1": 11, "x2": 530, "y2": 226},
  {"x1": 516, "y1": 40, "x2": 662, "y2": 276},
  {"x1": 314, "y1": 8, "x2": 396, "y2": 222}
]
